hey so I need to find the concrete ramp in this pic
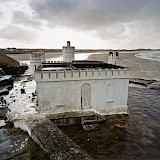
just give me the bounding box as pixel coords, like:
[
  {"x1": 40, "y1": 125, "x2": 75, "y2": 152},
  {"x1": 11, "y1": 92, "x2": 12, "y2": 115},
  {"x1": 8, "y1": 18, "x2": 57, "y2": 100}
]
[{"x1": 20, "y1": 115, "x2": 93, "y2": 160}]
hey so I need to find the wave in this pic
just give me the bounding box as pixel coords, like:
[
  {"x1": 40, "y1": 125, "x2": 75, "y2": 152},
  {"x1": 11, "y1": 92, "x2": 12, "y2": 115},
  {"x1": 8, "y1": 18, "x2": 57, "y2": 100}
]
[{"x1": 135, "y1": 52, "x2": 160, "y2": 62}]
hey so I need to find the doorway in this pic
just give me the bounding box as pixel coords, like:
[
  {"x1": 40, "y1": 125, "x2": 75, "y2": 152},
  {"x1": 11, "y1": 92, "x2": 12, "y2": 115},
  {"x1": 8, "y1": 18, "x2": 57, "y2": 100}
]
[{"x1": 81, "y1": 83, "x2": 91, "y2": 109}]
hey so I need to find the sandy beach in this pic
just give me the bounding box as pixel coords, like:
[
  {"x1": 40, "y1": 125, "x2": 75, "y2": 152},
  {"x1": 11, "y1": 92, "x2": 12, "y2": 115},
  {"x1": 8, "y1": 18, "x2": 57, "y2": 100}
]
[
  {"x1": 7, "y1": 52, "x2": 62, "y2": 61},
  {"x1": 88, "y1": 51, "x2": 160, "y2": 80}
]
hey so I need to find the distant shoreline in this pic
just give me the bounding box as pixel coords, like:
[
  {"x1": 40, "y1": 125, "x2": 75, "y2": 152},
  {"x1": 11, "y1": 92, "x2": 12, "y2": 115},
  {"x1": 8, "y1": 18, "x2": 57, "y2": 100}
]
[
  {"x1": 3, "y1": 50, "x2": 160, "y2": 81},
  {"x1": 0, "y1": 48, "x2": 160, "y2": 55}
]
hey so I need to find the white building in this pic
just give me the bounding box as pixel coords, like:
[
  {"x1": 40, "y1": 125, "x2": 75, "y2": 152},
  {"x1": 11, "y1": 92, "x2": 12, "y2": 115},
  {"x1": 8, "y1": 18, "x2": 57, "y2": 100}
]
[
  {"x1": 32, "y1": 42, "x2": 130, "y2": 116},
  {"x1": 62, "y1": 41, "x2": 75, "y2": 62},
  {"x1": 108, "y1": 51, "x2": 119, "y2": 65},
  {"x1": 30, "y1": 52, "x2": 45, "y2": 75}
]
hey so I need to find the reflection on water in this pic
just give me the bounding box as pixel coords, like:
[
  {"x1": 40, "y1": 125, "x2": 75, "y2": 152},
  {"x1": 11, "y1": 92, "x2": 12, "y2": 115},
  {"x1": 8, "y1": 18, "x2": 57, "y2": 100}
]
[{"x1": 60, "y1": 87, "x2": 160, "y2": 159}]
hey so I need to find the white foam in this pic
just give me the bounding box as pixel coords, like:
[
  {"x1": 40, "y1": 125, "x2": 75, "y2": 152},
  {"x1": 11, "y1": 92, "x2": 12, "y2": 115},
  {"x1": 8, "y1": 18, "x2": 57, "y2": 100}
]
[
  {"x1": 0, "y1": 120, "x2": 6, "y2": 127},
  {"x1": 135, "y1": 52, "x2": 160, "y2": 62}
]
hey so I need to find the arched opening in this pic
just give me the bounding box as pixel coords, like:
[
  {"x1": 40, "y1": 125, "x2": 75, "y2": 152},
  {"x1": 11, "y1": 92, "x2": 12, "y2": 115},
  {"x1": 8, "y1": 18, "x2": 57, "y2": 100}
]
[{"x1": 81, "y1": 83, "x2": 91, "y2": 110}]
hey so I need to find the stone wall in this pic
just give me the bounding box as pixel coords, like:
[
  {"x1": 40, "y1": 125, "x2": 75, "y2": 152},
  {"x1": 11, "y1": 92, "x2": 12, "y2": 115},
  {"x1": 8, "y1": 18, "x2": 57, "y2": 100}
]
[{"x1": 14, "y1": 115, "x2": 93, "y2": 160}]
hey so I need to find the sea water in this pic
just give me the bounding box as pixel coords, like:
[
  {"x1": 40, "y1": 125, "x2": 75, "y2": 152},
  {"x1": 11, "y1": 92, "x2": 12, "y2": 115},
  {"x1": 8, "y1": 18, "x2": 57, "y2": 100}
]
[{"x1": 135, "y1": 51, "x2": 160, "y2": 62}]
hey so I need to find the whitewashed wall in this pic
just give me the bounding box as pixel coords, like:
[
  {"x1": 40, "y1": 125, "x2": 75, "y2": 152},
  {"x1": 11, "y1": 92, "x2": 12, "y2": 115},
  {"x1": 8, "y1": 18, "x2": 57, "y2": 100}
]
[
  {"x1": 35, "y1": 69, "x2": 130, "y2": 115},
  {"x1": 62, "y1": 46, "x2": 75, "y2": 62},
  {"x1": 108, "y1": 52, "x2": 119, "y2": 65},
  {"x1": 30, "y1": 53, "x2": 45, "y2": 74}
]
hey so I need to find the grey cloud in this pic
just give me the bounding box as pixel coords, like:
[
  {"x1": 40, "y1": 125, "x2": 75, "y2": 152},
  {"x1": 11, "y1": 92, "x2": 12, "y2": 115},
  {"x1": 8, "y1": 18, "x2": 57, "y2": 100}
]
[
  {"x1": 28, "y1": 0, "x2": 160, "y2": 42},
  {"x1": 29, "y1": 0, "x2": 159, "y2": 29},
  {"x1": 0, "y1": 0, "x2": 15, "y2": 3},
  {"x1": 1, "y1": 0, "x2": 159, "y2": 48},
  {"x1": 0, "y1": 25, "x2": 37, "y2": 42},
  {"x1": 12, "y1": 10, "x2": 42, "y2": 29},
  {"x1": 0, "y1": 11, "x2": 3, "y2": 18}
]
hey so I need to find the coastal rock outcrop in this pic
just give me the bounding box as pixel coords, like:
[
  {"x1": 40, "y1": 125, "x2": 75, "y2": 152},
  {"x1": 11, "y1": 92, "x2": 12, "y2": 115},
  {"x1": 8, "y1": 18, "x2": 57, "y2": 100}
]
[
  {"x1": 147, "y1": 81, "x2": 160, "y2": 90},
  {"x1": 0, "y1": 54, "x2": 28, "y2": 76}
]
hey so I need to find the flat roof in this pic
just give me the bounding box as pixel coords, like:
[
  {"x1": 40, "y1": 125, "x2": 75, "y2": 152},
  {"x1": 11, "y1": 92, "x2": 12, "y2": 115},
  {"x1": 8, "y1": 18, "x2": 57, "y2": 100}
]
[{"x1": 38, "y1": 60, "x2": 125, "y2": 71}]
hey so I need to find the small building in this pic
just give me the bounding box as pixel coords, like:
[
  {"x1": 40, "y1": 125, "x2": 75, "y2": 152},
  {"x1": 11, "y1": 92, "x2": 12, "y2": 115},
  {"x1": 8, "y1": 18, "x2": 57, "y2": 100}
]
[
  {"x1": 30, "y1": 52, "x2": 45, "y2": 75},
  {"x1": 108, "y1": 51, "x2": 119, "y2": 65},
  {"x1": 31, "y1": 42, "x2": 130, "y2": 117}
]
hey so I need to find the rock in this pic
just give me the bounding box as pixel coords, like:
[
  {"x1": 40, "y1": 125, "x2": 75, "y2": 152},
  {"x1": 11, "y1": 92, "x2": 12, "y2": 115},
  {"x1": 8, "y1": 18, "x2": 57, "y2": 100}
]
[{"x1": 147, "y1": 81, "x2": 160, "y2": 90}]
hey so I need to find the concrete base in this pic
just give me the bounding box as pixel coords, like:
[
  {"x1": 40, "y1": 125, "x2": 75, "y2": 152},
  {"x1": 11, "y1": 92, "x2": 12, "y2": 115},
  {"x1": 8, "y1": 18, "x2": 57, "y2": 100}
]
[{"x1": 45, "y1": 106, "x2": 128, "y2": 126}]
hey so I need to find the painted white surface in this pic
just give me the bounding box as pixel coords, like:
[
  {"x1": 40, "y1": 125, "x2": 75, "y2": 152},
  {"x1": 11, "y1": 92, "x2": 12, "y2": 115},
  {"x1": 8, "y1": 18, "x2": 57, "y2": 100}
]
[
  {"x1": 62, "y1": 46, "x2": 75, "y2": 62},
  {"x1": 108, "y1": 52, "x2": 119, "y2": 64},
  {"x1": 35, "y1": 69, "x2": 130, "y2": 115},
  {"x1": 30, "y1": 52, "x2": 45, "y2": 74}
]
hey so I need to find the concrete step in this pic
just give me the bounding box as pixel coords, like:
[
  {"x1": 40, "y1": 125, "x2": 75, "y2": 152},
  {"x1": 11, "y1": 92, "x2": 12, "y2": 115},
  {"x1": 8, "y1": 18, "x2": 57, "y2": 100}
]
[
  {"x1": 81, "y1": 115, "x2": 105, "y2": 125},
  {"x1": 81, "y1": 115, "x2": 98, "y2": 125},
  {"x1": 81, "y1": 115, "x2": 105, "y2": 130}
]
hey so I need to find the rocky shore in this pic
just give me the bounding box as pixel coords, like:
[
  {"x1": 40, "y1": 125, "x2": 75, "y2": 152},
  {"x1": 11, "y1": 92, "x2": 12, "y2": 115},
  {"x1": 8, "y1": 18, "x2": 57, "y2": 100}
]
[{"x1": 0, "y1": 54, "x2": 28, "y2": 76}]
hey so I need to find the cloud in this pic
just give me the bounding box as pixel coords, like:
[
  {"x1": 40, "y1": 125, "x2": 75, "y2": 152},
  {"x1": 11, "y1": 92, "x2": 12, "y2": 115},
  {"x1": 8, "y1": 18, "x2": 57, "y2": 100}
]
[
  {"x1": 0, "y1": 0, "x2": 160, "y2": 48},
  {"x1": 12, "y1": 10, "x2": 42, "y2": 29},
  {"x1": 0, "y1": 24, "x2": 37, "y2": 42},
  {"x1": 28, "y1": 0, "x2": 160, "y2": 47},
  {"x1": 29, "y1": 0, "x2": 160, "y2": 29},
  {"x1": 0, "y1": 0, "x2": 42, "y2": 43}
]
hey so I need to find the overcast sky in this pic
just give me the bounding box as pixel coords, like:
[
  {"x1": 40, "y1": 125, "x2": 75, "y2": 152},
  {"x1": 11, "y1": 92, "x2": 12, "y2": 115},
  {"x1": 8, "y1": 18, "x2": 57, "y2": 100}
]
[{"x1": 0, "y1": 0, "x2": 160, "y2": 49}]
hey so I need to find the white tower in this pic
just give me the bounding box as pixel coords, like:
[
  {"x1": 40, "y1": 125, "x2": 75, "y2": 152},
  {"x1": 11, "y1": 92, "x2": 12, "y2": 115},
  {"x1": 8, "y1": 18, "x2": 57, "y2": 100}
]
[
  {"x1": 62, "y1": 41, "x2": 75, "y2": 62},
  {"x1": 108, "y1": 51, "x2": 119, "y2": 65},
  {"x1": 30, "y1": 52, "x2": 45, "y2": 74}
]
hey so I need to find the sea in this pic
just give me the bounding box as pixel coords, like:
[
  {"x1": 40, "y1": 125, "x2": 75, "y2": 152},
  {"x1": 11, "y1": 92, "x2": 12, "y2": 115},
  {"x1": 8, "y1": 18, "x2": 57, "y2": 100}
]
[
  {"x1": 135, "y1": 51, "x2": 160, "y2": 62},
  {"x1": 1, "y1": 51, "x2": 160, "y2": 159}
]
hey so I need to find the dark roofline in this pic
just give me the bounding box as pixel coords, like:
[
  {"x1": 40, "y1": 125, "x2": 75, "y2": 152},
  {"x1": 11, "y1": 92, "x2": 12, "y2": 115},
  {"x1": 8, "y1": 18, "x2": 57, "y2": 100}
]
[{"x1": 39, "y1": 60, "x2": 126, "y2": 71}]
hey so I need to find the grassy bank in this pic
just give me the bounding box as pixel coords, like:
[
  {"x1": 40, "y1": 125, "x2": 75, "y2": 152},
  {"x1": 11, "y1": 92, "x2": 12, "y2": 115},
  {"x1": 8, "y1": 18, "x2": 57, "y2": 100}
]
[
  {"x1": 0, "y1": 54, "x2": 18, "y2": 67},
  {"x1": 0, "y1": 54, "x2": 28, "y2": 76}
]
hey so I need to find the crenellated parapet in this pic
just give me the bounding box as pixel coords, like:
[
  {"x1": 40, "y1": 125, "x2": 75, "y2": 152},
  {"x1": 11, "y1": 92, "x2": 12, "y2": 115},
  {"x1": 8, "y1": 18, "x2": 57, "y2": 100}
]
[
  {"x1": 30, "y1": 52, "x2": 45, "y2": 74},
  {"x1": 35, "y1": 68, "x2": 130, "y2": 82}
]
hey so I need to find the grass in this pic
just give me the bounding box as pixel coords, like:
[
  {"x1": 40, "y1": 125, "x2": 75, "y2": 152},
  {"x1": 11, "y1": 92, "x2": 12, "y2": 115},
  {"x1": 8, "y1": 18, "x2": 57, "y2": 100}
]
[
  {"x1": 0, "y1": 54, "x2": 18, "y2": 67},
  {"x1": 27, "y1": 76, "x2": 33, "y2": 82}
]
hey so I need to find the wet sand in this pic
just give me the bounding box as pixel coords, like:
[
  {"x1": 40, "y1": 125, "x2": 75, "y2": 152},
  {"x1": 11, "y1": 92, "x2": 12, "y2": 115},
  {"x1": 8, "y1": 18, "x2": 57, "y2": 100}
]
[
  {"x1": 7, "y1": 52, "x2": 62, "y2": 61},
  {"x1": 88, "y1": 51, "x2": 160, "y2": 80}
]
